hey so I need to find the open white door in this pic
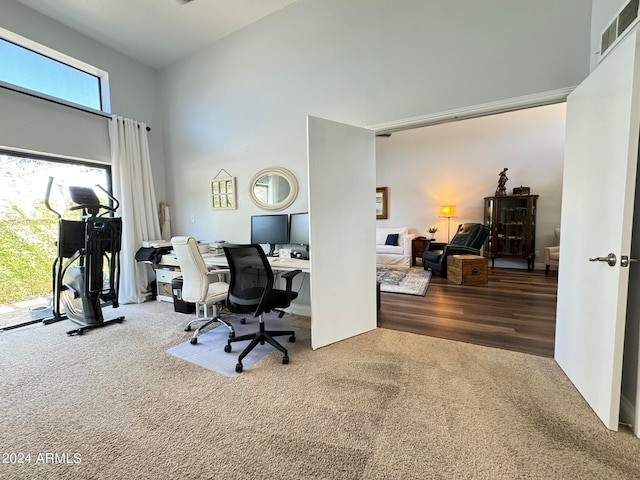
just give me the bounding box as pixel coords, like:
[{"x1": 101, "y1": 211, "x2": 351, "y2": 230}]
[
  {"x1": 555, "y1": 32, "x2": 640, "y2": 430},
  {"x1": 307, "y1": 116, "x2": 377, "y2": 349}
]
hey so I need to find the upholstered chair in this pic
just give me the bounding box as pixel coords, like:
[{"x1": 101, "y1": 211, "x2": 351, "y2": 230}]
[{"x1": 544, "y1": 228, "x2": 560, "y2": 275}]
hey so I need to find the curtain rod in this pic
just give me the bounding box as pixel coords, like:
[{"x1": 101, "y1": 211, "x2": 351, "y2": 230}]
[{"x1": 0, "y1": 81, "x2": 151, "y2": 131}]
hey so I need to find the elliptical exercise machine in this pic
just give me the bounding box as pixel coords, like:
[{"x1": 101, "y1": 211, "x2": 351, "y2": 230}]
[{"x1": 44, "y1": 177, "x2": 125, "y2": 335}]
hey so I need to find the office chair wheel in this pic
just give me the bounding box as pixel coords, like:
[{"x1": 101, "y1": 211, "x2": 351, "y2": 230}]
[
  {"x1": 184, "y1": 325, "x2": 191, "y2": 332},
  {"x1": 289, "y1": 335, "x2": 295, "y2": 343},
  {"x1": 190, "y1": 337, "x2": 198, "y2": 345},
  {"x1": 224, "y1": 344, "x2": 232, "y2": 353},
  {"x1": 282, "y1": 356, "x2": 289, "y2": 365},
  {"x1": 240, "y1": 317, "x2": 246, "y2": 324},
  {"x1": 235, "y1": 363, "x2": 243, "y2": 373},
  {"x1": 228, "y1": 332, "x2": 235, "y2": 339}
]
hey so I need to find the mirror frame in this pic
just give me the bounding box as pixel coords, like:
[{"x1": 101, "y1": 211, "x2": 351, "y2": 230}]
[{"x1": 248, "y1": 167, "x2": 298, "y2": 211}]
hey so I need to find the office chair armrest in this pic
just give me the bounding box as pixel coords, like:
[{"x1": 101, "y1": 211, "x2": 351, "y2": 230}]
[
  {"x1": 207, "y1": 268, "x2": 230, "y2": 282},
  {"x1": 427, "y1": 242, "x2": 447, "y2": 251},
  {"x1": 281, "y1": 269, "x2": 302, "y2": 304}
]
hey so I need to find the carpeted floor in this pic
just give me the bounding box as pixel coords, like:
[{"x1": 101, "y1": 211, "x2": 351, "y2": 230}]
[
  {"x1": 376, "y1": 266, "x2": 431, "y2": 295},
  {"x1": 1, "y1": 300, "x2": 640, "y2": 479}
]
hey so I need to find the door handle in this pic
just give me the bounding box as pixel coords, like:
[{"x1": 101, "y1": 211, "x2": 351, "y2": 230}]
[{"x1": 589, "y1": 253, "x2": 617, "y2": 266}]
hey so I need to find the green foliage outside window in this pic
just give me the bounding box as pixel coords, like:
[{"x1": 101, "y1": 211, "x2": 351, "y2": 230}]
[
  {"x1": 0, "y1": 203, "x2": 57, "y2": 304},
  {"x1": 1, "y1": 154, "x2": 109, "y2": 307}
]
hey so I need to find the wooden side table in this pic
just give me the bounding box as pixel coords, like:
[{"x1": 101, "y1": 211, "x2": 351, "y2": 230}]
[{"x1": 411, "y1": 237, "x2": 431, "y2": 266}]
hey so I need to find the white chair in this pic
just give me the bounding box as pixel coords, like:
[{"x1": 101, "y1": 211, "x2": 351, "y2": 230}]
[
  {"x1": 544, "y1": 228, "x2": 560, "y2": 275},
  {"x1": 171, "y1": 236, "x2": 235, "y2": 344}
]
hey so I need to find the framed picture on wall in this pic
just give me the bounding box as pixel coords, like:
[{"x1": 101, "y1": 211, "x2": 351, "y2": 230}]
[
  {"x1": 211, "y1": 176, "x2": 237, "y2": 210},
  {"x1": 376, "y1": 187, "x2": 388, "y2": 219}
]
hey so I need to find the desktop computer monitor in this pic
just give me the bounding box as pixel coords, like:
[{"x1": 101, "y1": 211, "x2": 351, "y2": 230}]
[
  {"x1": 289, "y1": 212, "x2": 309, "y2": 246},
  {"x1": 251, "y1": 214, "x2": 288, "y2": 256}
]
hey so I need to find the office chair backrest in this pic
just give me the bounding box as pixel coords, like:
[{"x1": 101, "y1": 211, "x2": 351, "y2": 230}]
[
  {"x1": 223, "y1": 244, "x2": 274, "y2": 318},
  {"x1": 450, "y1": 223, "x2": 490, "y2": 249},
  {"x1": 171, "y1": 236, "x2": 209, "y2": 303}
]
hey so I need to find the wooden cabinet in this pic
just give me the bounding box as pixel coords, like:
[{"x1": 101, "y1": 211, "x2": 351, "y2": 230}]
[
  {"x1": 484, "y1": 194, "x2": 539, "y2": 270},
  {"x1": 411, "y1": 237, "x2": 431, "y2": 266}
]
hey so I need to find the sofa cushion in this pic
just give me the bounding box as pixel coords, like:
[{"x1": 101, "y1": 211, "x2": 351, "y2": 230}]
[
  {"x1": 385, "y1": 233, "x2": 399, "y2": 246},
  {"x1": 376, "y1": 227, "x2": 408, "y2": 245}
]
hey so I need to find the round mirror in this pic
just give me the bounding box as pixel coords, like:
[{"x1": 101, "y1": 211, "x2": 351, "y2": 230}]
[{"x1": 249, "y1": 167, "x2": 298, "y2": 211}]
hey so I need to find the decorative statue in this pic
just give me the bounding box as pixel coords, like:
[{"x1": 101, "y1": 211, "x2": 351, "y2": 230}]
[{"x1": 495, "y1": 168, "x2": 508, "y2": 196}]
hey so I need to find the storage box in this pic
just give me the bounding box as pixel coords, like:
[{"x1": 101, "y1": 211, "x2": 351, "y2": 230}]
[{"x1": 447, "y1": 255, "x2": 488, "y2": 285}]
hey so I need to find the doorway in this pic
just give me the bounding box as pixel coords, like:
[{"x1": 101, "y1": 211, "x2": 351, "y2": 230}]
[{"x1": 374, "y1": 103, "x2": 566, "y2": 353}]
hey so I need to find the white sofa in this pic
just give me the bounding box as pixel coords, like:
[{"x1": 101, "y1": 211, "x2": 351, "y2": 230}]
[{"x1": 376, "y1": 227, "x2": 415, "y2": 268}]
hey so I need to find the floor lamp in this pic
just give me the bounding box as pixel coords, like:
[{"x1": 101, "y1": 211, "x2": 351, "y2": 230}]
[{"x1": 440, "y1": 205, "x2": 457, "y2": 242}]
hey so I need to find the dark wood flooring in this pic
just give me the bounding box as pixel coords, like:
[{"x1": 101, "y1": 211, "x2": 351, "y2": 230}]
[{"x1": 377, "y1": 267, "x2": 558, "y2": 357}]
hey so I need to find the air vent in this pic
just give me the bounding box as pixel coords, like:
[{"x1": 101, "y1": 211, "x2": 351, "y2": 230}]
[
  {"x1": 620, "y1": 0, "x2": 639, "y2": 32},
  {"x1": 599, "y1": 0, "x2": 640, "y2": 62},
  {"x1": 601, "y1": 19, "x2": 618, "y2": 54}
]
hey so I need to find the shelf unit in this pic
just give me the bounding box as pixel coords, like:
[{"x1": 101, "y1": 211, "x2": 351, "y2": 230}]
[
  {"x1": 156, "y1": 268, "x2": 182, "y2": 302},
  {"x1": 484, "y1": 194, "x2": 539, "y2": 270}
]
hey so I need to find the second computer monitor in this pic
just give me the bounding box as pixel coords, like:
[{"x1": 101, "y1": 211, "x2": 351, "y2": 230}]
[
  {"x1": 289, "y1": 212, "x2": 309, "y2": 246},
  {"x1": 251, "y1": 214, "x2": 288, "y2": 256}
]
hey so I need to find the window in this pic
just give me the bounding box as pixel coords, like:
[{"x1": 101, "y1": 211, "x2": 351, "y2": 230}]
[
  {"x1": 0, "y1": 152, "x2": 111, "y2": 311},
  {"x1": 0, "y1": 27, "x2": 110, "y2": 113}
]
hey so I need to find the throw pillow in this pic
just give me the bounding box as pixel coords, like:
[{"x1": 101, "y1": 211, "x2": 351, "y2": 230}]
[{"x1": 385, "y1": 233, "x2": 399, "y2": 246}]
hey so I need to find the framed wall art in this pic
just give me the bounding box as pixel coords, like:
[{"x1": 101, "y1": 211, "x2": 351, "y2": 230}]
[
  {"x1": 376, "y1": 187, "x2": 388, "y2": 219},
  {"x1": 211, "y1": 176, "x2": 236, "y2": 210}
]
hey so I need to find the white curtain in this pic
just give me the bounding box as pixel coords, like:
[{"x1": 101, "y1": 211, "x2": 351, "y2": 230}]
[{"x1": 109, "y1": 116, "x2": 161, "y2": 304}]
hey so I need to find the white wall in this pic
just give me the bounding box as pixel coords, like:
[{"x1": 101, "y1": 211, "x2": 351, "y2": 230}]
[
  {"x1": 376, "y1": 103, "x2": 567, "y2": 268},
  {"x1": 0, "y1": 0, "x2": 167, "y2": 201},
  {"x1": 158, "y1": 0, "x2": 591, "y2": 243}
]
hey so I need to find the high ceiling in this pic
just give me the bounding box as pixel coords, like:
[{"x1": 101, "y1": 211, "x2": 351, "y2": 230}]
[{"x1": 14, "y1": 0, "x2": 299, "y2": 69}]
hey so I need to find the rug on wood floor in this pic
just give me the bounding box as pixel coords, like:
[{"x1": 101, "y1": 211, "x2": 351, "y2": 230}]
[{"x1": 376, "y1": 266, "x2": 431, "y2": 296}]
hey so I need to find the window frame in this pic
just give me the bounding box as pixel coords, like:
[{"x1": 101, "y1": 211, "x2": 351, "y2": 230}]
[{"x1": 0, "y1": 26, "x2": 111, "y2": 115}]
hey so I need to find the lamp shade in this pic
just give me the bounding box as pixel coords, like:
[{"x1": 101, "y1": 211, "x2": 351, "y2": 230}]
[{"x1": 440, "y1": 205, "x2": 457, "y2": 217}]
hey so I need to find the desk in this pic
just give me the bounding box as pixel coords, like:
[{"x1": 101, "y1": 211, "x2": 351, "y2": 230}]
[
  {"x1": 158, "y1": 252, "x2": 310, "y2": 273},
  {"x1": 156, "y1": 253, "x2": 311, "y2": 316}
]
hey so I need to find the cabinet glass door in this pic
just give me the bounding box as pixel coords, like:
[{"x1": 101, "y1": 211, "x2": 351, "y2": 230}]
[{"x1": 497, "y1": 197, "x2": 528, "y2": 256}]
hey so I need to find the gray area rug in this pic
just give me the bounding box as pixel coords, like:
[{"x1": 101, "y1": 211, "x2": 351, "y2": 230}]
[
  {"x1": 377, "y1": 266, "x2": 431, "y2": 296},
  {"x1": 2, "y1": 301, "x2": 640, "y2": 479}
]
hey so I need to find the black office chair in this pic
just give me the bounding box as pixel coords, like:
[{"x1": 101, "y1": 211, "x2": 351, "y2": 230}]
[
  {"x1": 422, "y1": 223, "x2": 490, "y2": 277},
  {"x1": 222, "y1": 244, "x2": 302, "y2": 373}
]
